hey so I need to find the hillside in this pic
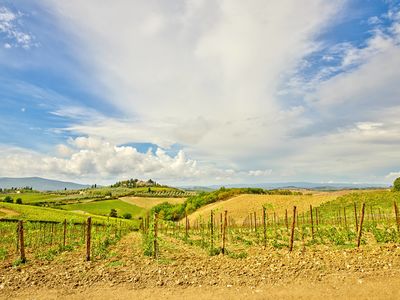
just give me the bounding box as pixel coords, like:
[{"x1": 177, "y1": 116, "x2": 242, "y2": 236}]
[
  {"x1": 0, "y1": 177, "x2": 90, "y2": 191},
  {"x1": 187, "y1": 191, "x2": 352, "y2": 224}
]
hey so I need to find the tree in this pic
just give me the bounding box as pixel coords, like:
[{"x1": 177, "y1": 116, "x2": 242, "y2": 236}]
[
  {"x1": 123, "y1": 213, "x2": 132, "y2": 219},
  {"x1": 16, "y1": 198, "x2": 22, "y2": 204},
  {"x1": 394, "y1": 177, "x2": 400, "y2": 192},
  {"x1": 3, "y1": 196, "x2": 13, "y2": 203},
  {"x1": 109, "y1": 208, "x2": 118, "y2": 218}
]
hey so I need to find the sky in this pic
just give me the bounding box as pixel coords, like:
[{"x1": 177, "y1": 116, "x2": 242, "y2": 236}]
[{"x1": 0, "y1": 0, "x2": 399, "y2": 186}]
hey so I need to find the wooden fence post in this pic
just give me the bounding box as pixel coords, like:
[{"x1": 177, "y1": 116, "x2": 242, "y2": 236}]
[
  {"x1": 18, "y1": 220, "x2": 26, "y2": 263},
  {"x1": 285, "y1": 209, "x2": 289, "y2": 231},
  {"x1": 343, "y1": 207, "x2": 347, "y2": 229},
  {"x1": 16, "y1": 222, "x2": 19, "y2": 253},
  {"x1": 86, "y1": 217, "x2": 92, "y2": 261},
  {"x1": 354, "y1": 202, "x2": 359, "y2": 233},
  {"x1": 357, "y1": 203, "x2": 365, "y2": 248},
  {"x1": 289, "y1": 206, "x2": 296, "y2": 252},
  {"x1": 394, "y1": 202, "x2": 400, "y2": 233},
  {"x1": 185, "y1": 212, "x2": 188, "y2": 240},
  {"x1": 210, "y1": 210, "x2": 214, "y2": 252},
  {"x1": 254, "y1": 211, "x2": 257, "y2": 232},
  {"x1": 262, "y1": 206, "x2": 267, "y2": 248},
  {"x1": 222, "y1": 210, "x2": 227, "y2": 255},
  {"x1": 154, "y1": 213, "x2": 158, "y2": 259},
  {"x1": 63, "y1": 219, "x2": 67, "y2": 247},
  {"x1": 310, "y1": 205, "x2": 314, "y2": 239},
  {"x1": 220, "y1": 213, "x2": 223, "y2": 237}
]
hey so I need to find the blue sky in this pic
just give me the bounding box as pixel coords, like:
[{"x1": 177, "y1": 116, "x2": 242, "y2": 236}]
[{"x1": 0, "y1": 0, "x2": 400, "y2": 185}]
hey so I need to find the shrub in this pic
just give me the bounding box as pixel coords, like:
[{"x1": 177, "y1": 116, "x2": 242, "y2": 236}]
[
  {"x1": 3, "y1": 196, "x2": 13, "y2": 203},
  {"x1": 123, "y1": 213, "x2": 132, "y2": 219},
  {"x1": 109, "y1": 208, "x2": 118, "y2": 218},
  {"x1": 393, "y1": 177, "x2": 400, "y2": 192},
  {"x1": 16, "y1": 198, "x2": 22, "y2": 204}
]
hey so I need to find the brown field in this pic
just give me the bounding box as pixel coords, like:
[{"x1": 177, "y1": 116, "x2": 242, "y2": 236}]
[
  {"x1": 0, "y1": 207, "x2": 19, "y2": 218},
  {"x1": 120, "y1": 196, "x2": 186, "y2": 210},
  {"x1": 187, "y1": 191, "x2": 353, "y2": 224},
  {"x1": 1, "y1": 232, "x2": 400, "y2": 300}
]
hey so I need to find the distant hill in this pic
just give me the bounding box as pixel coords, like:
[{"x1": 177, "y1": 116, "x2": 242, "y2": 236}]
[
  {"x1": 182, "y1": 182, "x2": 390, "y2": 191},
  {"x1": 0, "y1": 177, "x2": 90, "y2": 191}
]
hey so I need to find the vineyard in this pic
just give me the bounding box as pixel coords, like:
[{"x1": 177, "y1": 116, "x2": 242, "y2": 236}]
[
  {"x1": 0, "y1": 217, "x2": 135, "y2": 264},
  {"x1": 142, "y1": 191, "x2": 400, "y2": 258},
  {"x1": 2, "y1": 189, "x2": 400, "y2": 299}
]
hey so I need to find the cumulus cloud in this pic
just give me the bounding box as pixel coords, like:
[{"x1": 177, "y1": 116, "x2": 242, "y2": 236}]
[
  {"x1": 44, "y1": 0, "x2": 343, "y2": 161},
  {"x1": 0, "y1": 136, "x2": 274, "y2": 185},
  {"x1": 4, "y1": 1, "x2": 398, "y2": 184}
]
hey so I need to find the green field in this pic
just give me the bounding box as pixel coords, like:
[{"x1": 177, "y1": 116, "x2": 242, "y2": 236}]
[
  {"x1": 0, "y1": 192, "x2": 66, "y2": 204},
  {"x1": 0, "y1": 186, "x2": 182, "y2": 205},
  {"x1": 61, "y1": 199, "x2": 145, "y2": 218},
  {"x1": 318, "y1": 190, "x2": 400, "y2": 218},
  {"x1": 0, "y1": 202, "x2": 137, "y2": 225}
]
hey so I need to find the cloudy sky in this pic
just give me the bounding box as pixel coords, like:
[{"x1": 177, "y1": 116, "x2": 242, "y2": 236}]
[{"x1": 0, "y1": 0, "x2": 399, "y2": 185}]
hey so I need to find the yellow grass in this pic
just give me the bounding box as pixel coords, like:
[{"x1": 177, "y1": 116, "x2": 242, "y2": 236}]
[
  {"x1": 120, "y1": 197, "x2": 186, "y2": 210},
  {"x1": 188, "y1": 191, "x2": 353, "y2": 224}
]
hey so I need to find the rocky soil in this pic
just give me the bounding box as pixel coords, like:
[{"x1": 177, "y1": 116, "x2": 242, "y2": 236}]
[{"x1": 1, "y1": 232, "x2": 400, "y2": 299}]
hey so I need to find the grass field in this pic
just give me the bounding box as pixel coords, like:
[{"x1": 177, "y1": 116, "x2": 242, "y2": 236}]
[
  {"x1": 0, "y1": 186, "x2": 182, "y2": 205},
  {"x1": 61, "y1": 199, "x2": 145, "y2": 218},
  {"x1": 120, "y1": 197, "x2": 186, "y2": 210},
  {"x1": 0, "y1": 202, "x2": 136, "y2": 224},
  {"x1": 0, "y1": 192, "x2": 67, "y2": 204},
  {"x1": 318, "y1": 190, "x2": 399, "y2": 217},
  {"x1": 187, "y1": 190, "x2": 354, "y2": 224}
]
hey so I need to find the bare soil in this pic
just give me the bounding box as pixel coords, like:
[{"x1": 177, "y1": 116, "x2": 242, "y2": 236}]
[
  {"x1": 1, "y1": 232, "x2": 400, "y2": 299},
  {"x1": 0, "y1": 207, "x2": 19, "y2": 218}
]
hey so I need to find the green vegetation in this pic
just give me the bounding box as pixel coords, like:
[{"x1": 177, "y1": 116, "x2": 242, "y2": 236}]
[
  {"x1": 0, "y1": 202, "x2": 136, "y2": 225},
  {"x1": 318, "y1": 190, "x2": 399, "y2": 218},
  {"x1": 111, "y1": 178, "x2": 159, "y2": 188},
  {"x1": 0, "y1": 192, "x2": 65, "y2": 204},
  {"x1": 153, "y1": 187, "x2": 302, "y2": 221},
  {"x1": 3, "y1": 195, "x2": 13, "y2": 203},
  {"x1": 61, "y1": 199, "x2": 145, "y2": 219},
  {"x1": 123, "y1": 213, "x2": 132, "y2": 219},
  {"x1": 393, "y1": 177, "x2": 400, "y2": 192}
]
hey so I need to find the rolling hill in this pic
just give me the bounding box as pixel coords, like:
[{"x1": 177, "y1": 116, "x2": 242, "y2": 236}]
[{"x1": 0, "y1": 177, "x2": 90, "y2": 191}]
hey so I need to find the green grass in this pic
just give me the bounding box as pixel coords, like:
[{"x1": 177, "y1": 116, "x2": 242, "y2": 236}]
[
  {"x1": 0, "y1": 192, "x2": 66, "y2": 204},
  {"x1": 318, "y1": 190, "x2": 400, "y2": 218},
  {"x1": 60, "y1": 199, "x2": 145, "y2": 218},
  {"x1": 0, "y1": 186, "x2": 181, "y2": 205},
  {"x1": 0, "y1": 202, "x2": 137, "y2": 225}
]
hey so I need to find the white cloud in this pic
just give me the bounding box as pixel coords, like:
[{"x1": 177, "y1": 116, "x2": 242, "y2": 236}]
[
  {"x1": 0, "y1": 7, "x2": 36, "y2": 49},
  {"x1": 1, "y1": 136, "x2": 270, "y2": 185},
  {"x1": 386, "y1": 172, "x2": 400, "y2": 181},
  {"x1": 44, "y1": 0, "x2": 343, "y2": 161},
  {"x1": 248, "y1": 169, "x2": 272, "y2": 177},
  {"x1": 8, "y1": 1, "x2": 397, "y2": 184}
]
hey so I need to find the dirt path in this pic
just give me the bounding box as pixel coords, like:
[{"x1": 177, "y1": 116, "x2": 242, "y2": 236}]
[
  {"x1": 0, "y1": 207, "x2": 19, "y2": 218},
  {"x1": 2, "y1": 232, "x2": 400, "y2": 299},
  {"x1": 9, "y1": 278, "x2": 400, "y2": 300}
]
